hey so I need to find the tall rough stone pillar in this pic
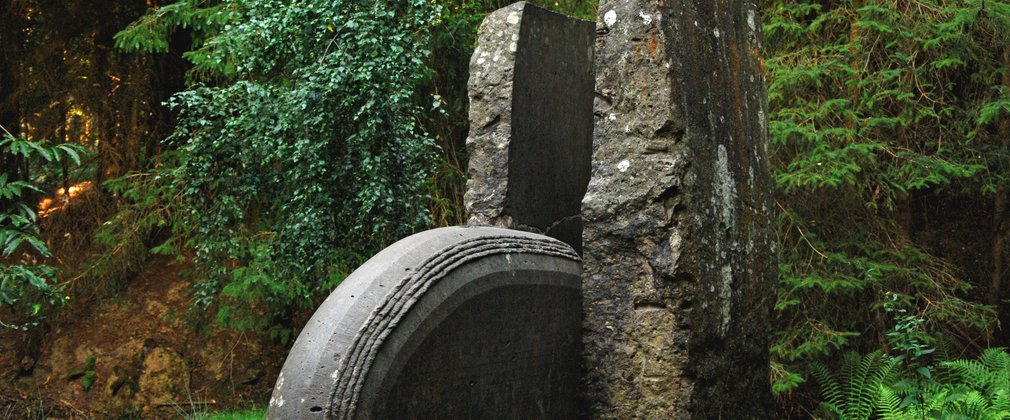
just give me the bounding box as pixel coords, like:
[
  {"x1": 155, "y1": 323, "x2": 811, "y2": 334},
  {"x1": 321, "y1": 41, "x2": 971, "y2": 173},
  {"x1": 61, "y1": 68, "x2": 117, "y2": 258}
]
[
  {"x1": 582, "y1": 1, "x2": 776, "y2": 418},
  {"x1": 464, "y1": 2, "x2": 594, "y2": 253}
]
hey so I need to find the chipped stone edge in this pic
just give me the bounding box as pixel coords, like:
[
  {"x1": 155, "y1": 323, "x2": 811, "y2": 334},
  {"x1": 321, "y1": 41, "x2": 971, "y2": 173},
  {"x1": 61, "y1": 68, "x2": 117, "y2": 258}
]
[{"x1": 463, "y1": 2, "x2": 527, "y2": 226}]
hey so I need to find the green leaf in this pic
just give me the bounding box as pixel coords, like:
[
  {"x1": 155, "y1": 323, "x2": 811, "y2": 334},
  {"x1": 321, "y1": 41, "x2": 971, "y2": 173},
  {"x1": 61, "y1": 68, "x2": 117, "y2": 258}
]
[
  {"x1": 57, "y1": 143, "x2": 82, "y2": 165},
  {"x1": 3, "y1": 235, "x2": 24, "y2": 257},
  {"x1": 25, "y1": 235, "x2": 52, "y2": 258}
]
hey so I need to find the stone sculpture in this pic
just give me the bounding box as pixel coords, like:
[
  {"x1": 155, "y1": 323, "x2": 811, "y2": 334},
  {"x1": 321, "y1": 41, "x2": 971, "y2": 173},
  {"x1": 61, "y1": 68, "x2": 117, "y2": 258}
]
[
  {"x1": 268, "y1": 4, "x2": 593, "y2": 418},
  {"x1": 464, "y1": 2, "x2": 594, "y2": 253},
  {"x1": 269, "y1": 0, "x2": 777, "y2": 417},
  {"x1": 267, "y1": 227, "x2": 582, "y2": 419},
  {"x1": 582, "y1": 0, "x2": 776, "y2": 417}
]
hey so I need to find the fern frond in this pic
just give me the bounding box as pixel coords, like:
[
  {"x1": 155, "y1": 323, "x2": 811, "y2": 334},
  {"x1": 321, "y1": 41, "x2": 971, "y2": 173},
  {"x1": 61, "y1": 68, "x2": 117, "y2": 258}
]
[
  {"x1": 812, "y1": 351, "x2": 898, "y2": 420},
  {"x1": 847, "y1": 351, "x2": 886, "y2": 419},
  {"x1": 954, "y1": 390, "x2": 992, "y2": 420},
  {"x1": 812, "y1": 361, "x2": 846, "y2": 409},
  {"x1": 815, "y1": 401, "x2": 847, "y2": 420},
  {"x1": 875, "y1": 383, "x2": 904, "y2": 420},
  {"x1": 945, "y1": 359, "x2": 988, "y2": 387},
  {"x1": 980, "y1": 348, "x2": 1010, "y2": 391},
  {"x1": 991, "y1": 388, "x2": 1010, "y2": 413}
]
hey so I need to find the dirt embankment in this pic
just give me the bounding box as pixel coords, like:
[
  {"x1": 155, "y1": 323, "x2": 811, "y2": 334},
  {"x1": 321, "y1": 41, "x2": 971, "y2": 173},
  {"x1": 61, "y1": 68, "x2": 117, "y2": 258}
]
[{"x1": 1, "y1": 255, "x2": 287, "y2": 418}]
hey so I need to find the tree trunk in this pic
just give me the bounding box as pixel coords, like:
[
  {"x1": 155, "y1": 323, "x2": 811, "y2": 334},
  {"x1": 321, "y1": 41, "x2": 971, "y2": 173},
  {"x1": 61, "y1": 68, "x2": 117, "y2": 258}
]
[
  {"x1": 995, "y1": 183, "x2": 1006, "y2": 305},
  {"x1": 0, "y1": 1, "x2": 26, "y2": 188},
  {"x1": 991, "y1": 48, "x2": 1010, "y2": 305}
]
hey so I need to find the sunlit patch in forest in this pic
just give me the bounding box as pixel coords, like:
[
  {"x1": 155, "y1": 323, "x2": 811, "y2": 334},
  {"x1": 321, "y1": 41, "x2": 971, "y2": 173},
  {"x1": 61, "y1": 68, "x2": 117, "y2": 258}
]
[
  {"x1": 38, "y1": 181, "x2": 95, "y2": 218},
  {"x1": 65, "y1": 106, "x2": 94, "y2": 145}
]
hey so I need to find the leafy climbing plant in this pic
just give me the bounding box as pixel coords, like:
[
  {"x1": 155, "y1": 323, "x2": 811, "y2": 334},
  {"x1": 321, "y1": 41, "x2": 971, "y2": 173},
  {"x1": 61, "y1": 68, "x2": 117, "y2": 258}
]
[{"x1": 116, "y1": 0, "x2": 440, "y2": 330}]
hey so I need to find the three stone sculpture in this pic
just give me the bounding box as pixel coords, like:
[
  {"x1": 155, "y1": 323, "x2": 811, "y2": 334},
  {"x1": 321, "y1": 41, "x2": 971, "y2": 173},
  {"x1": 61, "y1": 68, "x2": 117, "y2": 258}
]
[{"x1": 269, "y1": 1, "x2": 774, "y2": 418}]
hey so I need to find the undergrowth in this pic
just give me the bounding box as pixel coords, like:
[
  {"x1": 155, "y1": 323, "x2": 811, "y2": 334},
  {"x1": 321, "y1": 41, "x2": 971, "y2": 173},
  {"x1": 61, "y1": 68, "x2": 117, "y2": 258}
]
[
  {"x1": 0, "y1": 132, "x2": 85, "y2": 330},
  {"x1": 813, "y1": 348, "x2": 1010, "y2": 419},
  {"x1": 192, "y1": 407, "x2": 266, "y2": 420}
]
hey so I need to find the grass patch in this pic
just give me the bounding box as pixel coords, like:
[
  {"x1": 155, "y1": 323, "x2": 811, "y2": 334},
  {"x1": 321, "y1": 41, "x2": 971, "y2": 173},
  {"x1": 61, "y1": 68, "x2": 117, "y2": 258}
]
[{"x1": 190, "y1": 407, "x2": 266, "y2": 420}]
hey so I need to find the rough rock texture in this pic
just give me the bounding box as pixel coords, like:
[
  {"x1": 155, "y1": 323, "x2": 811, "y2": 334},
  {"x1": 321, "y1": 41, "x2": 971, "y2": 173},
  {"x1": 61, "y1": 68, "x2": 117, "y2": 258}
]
[
  {"x1": 105, "y1": 338, "x2": 146, "y2": 413},
  {"x1": 267, "y1": 227, "x2": 582, "y2": 419},
  {"x1": 137, "y1": 348, "x2": 189, "y2": 404},
  {"x1": 582, "y1": 0, "x2": 776, "y2": 418},
  {"x1": 464, "y1": 2, "x2": 594, "y2": 253}
]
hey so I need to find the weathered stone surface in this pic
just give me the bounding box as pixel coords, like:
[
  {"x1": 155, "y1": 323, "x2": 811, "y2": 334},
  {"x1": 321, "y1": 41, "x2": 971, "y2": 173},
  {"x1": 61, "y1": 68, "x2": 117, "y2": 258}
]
[
  {"x1": 267, "y1": 227, "x2": 582, "y2": 419},
  {"x1": 137, "y1": 347, "x2": 189, "y2": 414},
  {"x1": 582, "y1": 0, "x2": 776, "y2": 418},
  {"x1": 464, "y1": 2, "x2": 594, "y2": 253}
]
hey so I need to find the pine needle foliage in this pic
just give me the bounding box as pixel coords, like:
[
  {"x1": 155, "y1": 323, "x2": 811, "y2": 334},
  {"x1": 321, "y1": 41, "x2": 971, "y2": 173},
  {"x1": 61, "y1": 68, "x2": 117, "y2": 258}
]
[
  {"x1": 114, "y1": 0, "x2": 235, "y2": 81},
  {"x1": 763, "y1": 0, "x2": 1010, "y2": 393}
]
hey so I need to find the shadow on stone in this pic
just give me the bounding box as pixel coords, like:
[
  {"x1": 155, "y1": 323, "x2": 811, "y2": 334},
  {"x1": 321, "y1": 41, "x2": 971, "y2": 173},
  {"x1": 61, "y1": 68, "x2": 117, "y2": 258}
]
[{"x1": 465, "y1": 2, "x2": 594, "y2": 254}]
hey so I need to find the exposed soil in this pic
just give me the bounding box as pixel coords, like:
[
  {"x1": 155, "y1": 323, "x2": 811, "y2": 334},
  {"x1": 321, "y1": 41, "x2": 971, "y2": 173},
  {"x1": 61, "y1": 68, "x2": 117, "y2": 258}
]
[{"x1": 1, "y1": 255, "x2": 287, "y2": 419}]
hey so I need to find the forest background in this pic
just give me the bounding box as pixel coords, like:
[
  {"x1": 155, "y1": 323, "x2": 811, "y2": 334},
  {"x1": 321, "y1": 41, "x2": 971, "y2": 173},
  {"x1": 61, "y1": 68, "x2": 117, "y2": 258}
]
[{"x1": 1, "y1": 0, "x2": 1009, "y2": 417}]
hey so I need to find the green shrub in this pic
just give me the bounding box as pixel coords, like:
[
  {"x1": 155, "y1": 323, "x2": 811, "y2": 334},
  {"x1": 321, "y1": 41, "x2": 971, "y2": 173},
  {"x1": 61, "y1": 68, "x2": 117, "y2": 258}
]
[
  {"x1": 0, "y1": 133, "x2": 84, "y2": 330},
  {"x1": 116, "y1": 0, "x2": 440, "y2": 331}
]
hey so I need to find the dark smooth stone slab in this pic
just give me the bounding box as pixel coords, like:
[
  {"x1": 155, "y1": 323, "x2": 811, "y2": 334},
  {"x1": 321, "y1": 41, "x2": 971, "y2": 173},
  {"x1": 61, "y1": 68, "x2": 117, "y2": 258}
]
[
  {"x1": 464, "y1": 2, "x2": 594, "y2": 254},
  {"x1": 267, "y1": 226, "x2": 582, "y2": 419}
]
